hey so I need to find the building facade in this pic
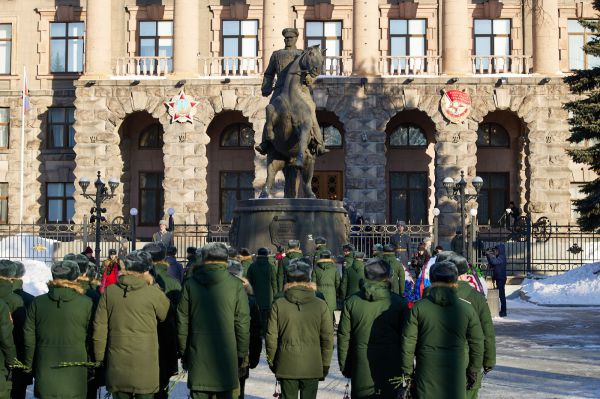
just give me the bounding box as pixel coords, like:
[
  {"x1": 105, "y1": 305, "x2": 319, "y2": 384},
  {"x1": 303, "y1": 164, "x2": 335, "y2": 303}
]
[{"x1": 0, "y1": 0, "x2": 597, "y2": 238}]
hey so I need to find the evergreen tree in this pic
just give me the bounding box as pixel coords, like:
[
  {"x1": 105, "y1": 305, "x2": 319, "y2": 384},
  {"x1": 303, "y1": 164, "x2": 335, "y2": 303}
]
[{"x1": 564, "y1": 2, "x2": 600, "y2": 231}]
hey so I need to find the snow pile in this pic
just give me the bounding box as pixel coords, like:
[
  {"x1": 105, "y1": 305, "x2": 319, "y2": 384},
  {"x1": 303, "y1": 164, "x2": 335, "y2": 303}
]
[
  {"x1": 21, "y1": 259, "x2": 52, "y2": 296},
  {"x1": 521, "y1": 262, "x2": 600, "y2": 305}
]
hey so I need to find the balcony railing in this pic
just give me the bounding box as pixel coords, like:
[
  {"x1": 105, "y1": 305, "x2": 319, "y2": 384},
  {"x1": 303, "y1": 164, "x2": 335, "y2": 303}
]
[
  {"x1": 380, "y1": 56, "x2": 441, "y2": 76},
  {"x1": 114, "y1": 56, "x2": 172, "y2": 77},
  {"x1": 199, "y1": 56, "x2": 263, "y2": 77},
  {"x1": 321, "y1": 56, "x2": 352, "y2": 76},
  {"x1": 471, "y1": 55, "x2": 532, "y2": 74}
]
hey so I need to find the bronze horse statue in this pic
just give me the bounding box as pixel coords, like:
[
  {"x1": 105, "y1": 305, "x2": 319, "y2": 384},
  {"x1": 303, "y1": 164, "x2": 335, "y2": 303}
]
[{"x1": 259, "y1": 46, "x2": 326, "y2": 199}]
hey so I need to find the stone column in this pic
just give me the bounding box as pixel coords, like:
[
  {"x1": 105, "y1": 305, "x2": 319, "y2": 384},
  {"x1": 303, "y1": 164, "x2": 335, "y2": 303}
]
[
  {"x1": 173, "y1": 0, "x2": 200, "y2": 75},
  {"x1": 532, "y1": 0, "x2": 560, "y2": 74},
  {"x1": 263, "y1": 0, "x2": 289, "y2": 68},
  {"x1": 442, "y1": 0, "x2": 471, "y2": 75},
  {"x1": 353, "y1": 0, "x2": 380, "y2": 76},
  {"x1": 85, "y1": 0, "x2": 112, "y2": 76}
]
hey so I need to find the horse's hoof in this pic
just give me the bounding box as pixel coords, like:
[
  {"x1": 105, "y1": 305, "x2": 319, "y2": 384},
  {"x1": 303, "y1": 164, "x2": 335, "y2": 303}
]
[{"x1": 259, "y1": 190, "x2": 270, "y2": 199}]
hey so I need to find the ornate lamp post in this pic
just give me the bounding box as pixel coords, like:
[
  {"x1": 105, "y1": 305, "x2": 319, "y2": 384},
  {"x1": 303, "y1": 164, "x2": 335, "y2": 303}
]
[
  {"x1": 130, "y1": 208, "x2": 138, "y2": 251},
  {"x1": 78, "y1": 171, "x2": 119, "y2": 267},
  {"x1": 432, "y1": 207, "x2": 441, "y2": 248},
  {"x1": 442, "y1": 170, "x2": 483, "y2": 257}
]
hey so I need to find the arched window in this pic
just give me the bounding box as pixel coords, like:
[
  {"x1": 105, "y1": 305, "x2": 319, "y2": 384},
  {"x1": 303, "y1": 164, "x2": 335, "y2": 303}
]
[
  {"x1": 139, "y1": 124, "x2": 164, "y2": 148},
  {"x1": 389, "y1": 124, "x2": 427, "y2": 147},
  {"x1": 221, "y1": 123, "x2": 255, "y2": 147},
  {"x1": 477, "y1": 123, "x2": 510, "y2": 147},
  {"x1": 320, "y1": 124, "x2": 343, "y2": 148}
]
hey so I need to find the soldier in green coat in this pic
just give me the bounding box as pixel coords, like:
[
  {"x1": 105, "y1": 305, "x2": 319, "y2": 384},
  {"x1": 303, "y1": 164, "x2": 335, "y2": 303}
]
[
  {"x1": 338, "y1": 258, "x2": 410, "y2": 398},
  {"x1": 277, "y1": 240, "x2": 303, "y2": 292},
  {"x1": 266, "y1": 259, "x2": 334, "y2": 399},
  {"x1": 143, "y1": 243, "x2": 182, "y2": 399},
  {"x1": 246, "y1": 247, "x2": 278, "y2": 335},
  {"x1": 176, "y1": 243, "x2": 250, "y2": 399},
  {"x1": 400, "y1": 261, "x2": 484, "y2": 399},
  {"x1": 311, "y1": 237, "x2": 329, "y2": 266},
  {"x1": 93, "y1": 251, "x2": 170, "y2": 399},
  {"x1": 312, "y1": 251, "x2": 341, "y2": 317},
  {"x1": 382, "y1": 244, "x2": 405, "y2": 296},
  {"x1": 64, "y1": 254, "x2": 101, "y2": 305},
  {"x1": 238, "y1": 248, "x2": 253, "y2": 277},
  {"x1": 0, "y1": 299, "x2": 16, "y2": 399},
  {"x1": 9, "y1": 261, "x2": 33, "y2": 399},
  {"x1": 24, "y1": 260, "x2": 93, "y2": 399},
  {"x1": 340, "y1": 251, "x2": 365, "y2": 300},
  {"x1": 341, "y1": 244, "x2": 355, "y2": 271},
  {"x1": 448, "y1": 253, "x2": 496, "y2": 399}
]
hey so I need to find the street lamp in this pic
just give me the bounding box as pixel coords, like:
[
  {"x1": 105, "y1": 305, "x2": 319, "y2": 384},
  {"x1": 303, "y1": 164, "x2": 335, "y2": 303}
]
[
  {"x1": 167, "y1": 207, "x2": 175, "y2": 231},
  {"x1": 442, "y1": 170, "x2": 483, "y2": 257},
  {"x1": 432, "y1": 207, "x2": 441, "y2": 248},
  {"x1": 130, "y1": 208, "x2": 138, "y2": 251},
  {"x1": 78, "y1": 171, "x2": 119, "y2": 268},
  {"x1": 468, "y1": 208, "x2": 478, "y2": 263}
]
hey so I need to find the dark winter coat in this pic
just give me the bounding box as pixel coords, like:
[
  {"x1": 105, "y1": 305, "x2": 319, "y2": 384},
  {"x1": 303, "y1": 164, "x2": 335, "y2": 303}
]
[
  {"x1": 266, "y1": 284, "x2": 334, "y2": 379},
  {"x1": 340, "y1": 258, "x2": 365, "y2": 300},
  {"x1": 246, "y1": 256, "x2": 277, "y2": 310},
  {"x1": 24, "y1": 280, "x2": 93, "y2": 399},
  {"x1": 401, "y1": 285, "x2": 484, "y2": 399},
  {"x1": 176, "y1": 262, "x2": 250, "y2": 392},
  {"x1": 239, "y1": 256, "x2": 253, "y2": 277},
  {"x1": 277, "y1": 250, "x2": 303, "y2": 292},
  {"x1": 0, "y1": 300, "x2": 16, "y2": 399},
  {"x1": 487, "y1": 244, "x2": 507, "y2": 280},
  {"x1": 381, "y1": 253, "x2": 405, "y2": 296},
  {"x1": 11, "y1": 280, "x2": 34, "y2": 387},
  {"x1": 77, "y1": 277, "x2": 101, "y2": 308},
  {"x1": 337, "y1": 281, "x2": 409, "y2": 398},
  {"x1": 166, "y1": 256, "x2": 184, "y2": 284},
  {"x1": 240, "y1": 280, "x2": 262, "y2": 375},
  {"x1": 0, "y1": 280, "x2": 26, "y2": 364},
  {"x1": 312, "y1": 259, "x2": 341, "y2": 312},
  {"x1": 311, "y1": 244, "x2": 330, "y2": 266},
  {"x1": 93, "y1": 273, "x2": 170, "y2": 394}
]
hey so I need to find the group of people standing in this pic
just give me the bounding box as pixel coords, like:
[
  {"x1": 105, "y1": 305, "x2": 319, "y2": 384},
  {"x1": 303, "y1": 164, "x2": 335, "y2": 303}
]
[{"x1": 0, "y1": 231, "x2": 498, "y2": 399}]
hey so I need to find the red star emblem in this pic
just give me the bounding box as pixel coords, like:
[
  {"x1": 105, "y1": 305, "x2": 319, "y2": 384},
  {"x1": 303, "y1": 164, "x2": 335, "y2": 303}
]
[{"x1": 166, "y1": 90, "x2": 198, "y2": 124}]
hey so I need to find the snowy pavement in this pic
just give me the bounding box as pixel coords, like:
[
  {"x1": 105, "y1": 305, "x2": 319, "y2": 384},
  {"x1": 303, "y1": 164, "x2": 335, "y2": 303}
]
[{"x1": 23, "y1": 297, "x2": 600, "y2": 399}]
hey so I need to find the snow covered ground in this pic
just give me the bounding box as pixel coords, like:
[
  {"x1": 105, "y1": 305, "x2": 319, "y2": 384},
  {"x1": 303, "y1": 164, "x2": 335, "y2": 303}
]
[{"x1": 521, "y1": 262, "x2": 600, "y2": 306}]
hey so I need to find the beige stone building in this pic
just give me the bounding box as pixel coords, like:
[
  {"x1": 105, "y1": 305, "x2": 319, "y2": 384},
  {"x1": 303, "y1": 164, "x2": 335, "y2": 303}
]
[{"x1": 0, "y1": 0, "x2": 597, "y2": 238}]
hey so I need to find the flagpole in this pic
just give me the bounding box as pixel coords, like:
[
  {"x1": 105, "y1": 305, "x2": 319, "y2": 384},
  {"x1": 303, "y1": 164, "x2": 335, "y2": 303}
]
[{"x1": 19, "y1": 66, "x2": 25, "y2": 225}]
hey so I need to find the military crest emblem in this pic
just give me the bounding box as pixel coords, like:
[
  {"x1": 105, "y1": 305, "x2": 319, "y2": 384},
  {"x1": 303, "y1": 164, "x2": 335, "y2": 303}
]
[
  {"x1": 440, "y1": 89, "x2": 472, "y2": 123},
  {"x1": 166, "y1": 90, "x2": 198, "y2": 124}
]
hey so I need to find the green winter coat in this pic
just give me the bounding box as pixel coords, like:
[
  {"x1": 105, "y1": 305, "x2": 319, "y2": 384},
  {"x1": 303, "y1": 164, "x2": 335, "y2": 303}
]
[
  {"x1": 93, "y1": 274, "x2": 170, "y2": 394},
  {"x1": 0, "y1": 280, "x2": 25, "y2": 362},
  {"x1": 266, "y1": 284, "x2": 334, "y2": 379},
  {"x1": 23, "y1": 281, "x2": 93, "y2": 399},
  {"x1": 312, "y1": 260, "x2": 341, "y2": 312},
  {"x1": 277, "y1": 250, "x2": 303, "y2": 292},
  {"x1": 177, "y1": 262, "x2": 250, "y2": 392},
  {"x1": 340, "y1": 258, "x2": 365, "y2": 300},
  {"x1": 11, "y1": 280, "x2": 34, "y2": 388},
  {"x1": 77, "y1": 277, "x2": 101, "y2": 308},
  {"x1": 382, "y1": 253, "x2": 404, "y2": 296},
  {"x1": 311, "y1": 244, "x2": 329, "y2": 266},
  {"x1": 246, "y1": 256, "x2": 277, "y2": 310},
  {"x1": 0, "y1": 300, "x2": 16, "y2": 399},
  {"x1": 401, "y1": 285, "x2": 484, "y2": 399},
  {"x1": 337, "y1": 281, "x2": 409, "y2": 398},
  {"x1": 457, "y1": 281, "x2": 496, "y2": 394},
  {"x1": 244, "y1": 285, "x2": 263, "y2": 372},
  {"x1": 239, "y1": 256, "x2": 253, "y2": 277}
]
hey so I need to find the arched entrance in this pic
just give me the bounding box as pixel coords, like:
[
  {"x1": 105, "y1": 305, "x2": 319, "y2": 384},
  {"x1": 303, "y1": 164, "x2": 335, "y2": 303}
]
[
  {"x1": 119, "y1": 111, "x2": 165, "y2": 238},
  {"x1": 385, "y1": 110, "x2": 435, "y2": 224},
  {"x1": 313, "y1": 110, "x2": 345, "y2": 200},
  {"x1": 206, "y1": 111, "x2": 256, "y2": 224}
]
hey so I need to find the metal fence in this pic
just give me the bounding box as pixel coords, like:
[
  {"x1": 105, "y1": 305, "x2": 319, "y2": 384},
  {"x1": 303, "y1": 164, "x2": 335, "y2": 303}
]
[
  {"x1": 348, "y1": 224, "x2": 433, "y2": 258},
  {"x1": 476, "y1": 219, "x2": 600, "y2": 276}
]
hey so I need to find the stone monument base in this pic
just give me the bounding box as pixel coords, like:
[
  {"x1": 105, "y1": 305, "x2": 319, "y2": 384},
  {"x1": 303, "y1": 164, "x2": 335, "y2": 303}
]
[{"x1": 229, "y1": 198, "x2": 349, "y2": 255}]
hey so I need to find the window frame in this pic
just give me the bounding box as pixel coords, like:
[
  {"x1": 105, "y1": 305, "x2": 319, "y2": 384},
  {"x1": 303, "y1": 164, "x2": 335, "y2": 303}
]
[
  {"x1": 388, "y1": 123, "x2": 428, "y2": 149},
  {"x1": 0, "y1": 107, "x2": 9, "y2": 150},
  {"x1": 477, "y1": 172, "x2": 510, "y2": 226},
  {"x1": 45, "y1": 182, "x2": 75, "y2": 224},
  {"x1": 389, "y1": 171, "x2": 428, "y2": 225},
  {"x1": 319, "y1": 123, "x2": 344, "y2": 149},
  {"x1": 388, "y1": 19, "x2": 428, "y2": 57},
  {"x1": 219, "y1": 171, "x2": 255, "y2": 223},
  {"x1": 138, "y1": 171, "x2": 165, "y2": 227},
  {"x1": 49, "y1": 21, "x2": 85, "y2": 74},
  {"x1": 219, "y1": 123, "x2": 255, "y2": 149},
  {"x1": 0, "y1": 23, "x2": 12, "y2": 75},
  {"x1": 305, "y1": 20, "x2": 343, "y2": 57},
  {"x1": 137, "y1": 20, "x2": 174, "y2": 73},
  {"x1": 47, "y1": 107, "x2": 75, "y2": 150},
  {"x1": 476, "y1": 122, "x2": 510, "y2": 148},
  {"x1": 138, "y1": 123, "x2": 164, "y2": 150},
  {"x1": 221, "y1": 19, "x2": 259, "y2": 58},
  {"x1": 0, "y1": 182, "x2": 7, "y2": 224},
  {"x1": 473, "y1": 19, "x2": 512, "y2": 56},
  {"x1": 568, "y1": 19, "x2": 600, "y2": 70}
]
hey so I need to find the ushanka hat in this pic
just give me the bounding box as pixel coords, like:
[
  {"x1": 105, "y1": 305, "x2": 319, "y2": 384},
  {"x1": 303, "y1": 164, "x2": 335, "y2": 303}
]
[
  {"x1": 285, "y1": 259, "x2": 312, "y2": 282},
  {"x1": 13, "y1": 261, "x2": 25, "y2": 279},
  {"x1": 315, "y1": 236, "x2": 327, "y2": 245},
  {"x1": 354, "y1": 251, "x2": 365, "y2": 259},
  {"x1": 64, "y1": 253, "x2": 91, "y2": 274},
  {"x1": 319, "y1": 250, "x2": 332, "y2": 259},
  {"x1": 383, "y1": 243, "x2": 395, "y2": 253},
  {"x1": 0, "y1": 260, "x2": 17, "y2": 278},
  {"x1": 447, "y1": 253, "x2": 469, "y2": 275},
  {"x1": 201, "y1": 242, "x2": 229, "y2": 262},
  {"x1": 124, "y1": 251, "x2": 153, "y2": 273},
  {"x1": 364, "y1": 258, "x2": 391, "y2": 282},
  {"x1": 342, "y1": 243, "x2": 355, "y2": 252},
  {"x1": 227, "y1": 260, "x2": 244, "y2": 279},
  {"x1": 143, "y1": 243, "x2": 167, "y2": 262},
  {"x1": 257, "y1": 247, "x2": 269, "y2": 256},
  {"x1": 434, "y1": 251, "x2": 455, "y2": 263},
  {"x1": 51, "y1": 260, "x2": 81, "y2": 281},
  {"x1": 430, "y1": 261, "x2": 458, "y2": 283},
  {"x1": 287, "y1": 240, "x2": 300, "y2": 249}
]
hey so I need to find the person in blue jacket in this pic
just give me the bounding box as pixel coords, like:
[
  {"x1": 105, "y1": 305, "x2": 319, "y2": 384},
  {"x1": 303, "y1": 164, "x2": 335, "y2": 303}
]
[{"x1": 486, "y1": 244, "x2": 507, "y2": 317}]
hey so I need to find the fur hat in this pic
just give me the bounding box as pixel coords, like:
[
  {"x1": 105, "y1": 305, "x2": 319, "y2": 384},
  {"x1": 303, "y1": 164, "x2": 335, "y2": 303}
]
[
  {"x1": 434, "y1": 251, "x2": 455, "y2": 263},
  {"x1": 287, "y1": 240, "x2": 300, "y2": 249},
  {"x1": 108, "y1": 249, "x2": 117, "y2": 256},
  {"x1": 364, "y1": 258, "x2": 392, "y2": 281},
  {"x1": 83, "y1": 247, "x2": 93, "y2": 255},
  {"x1": 227, "y1": 246, "x2": 238, "y2": 258},
  {"x1": 354, "y1": 251, "x2": 365, "y2": 259},
  {"x1": 13, "y1": 261, "x2": 25, "y2": 278},
  {"x1": 64, "y1": 253, "x2": 91, "y2": 274},
  {"x1": 167, "y1": 246, "x2": 177, "y2": 257},
  {"x1": 124, "y1": 250, "x2": 153, "y2": 273},
  {"x1": 257, "y1": 247, "x2": 269, "y2": 256},
  {"x1": 239, "y1": 248, "x2": 251, "y2": 257},
  {"x1": 319, "y1": 250, "x2": 332, "y2": 259},
  {"x1": 285, "y1": 259, "x2": 312, "y2": 282},
  {"x1": 373, "y1": 243, "x2": 383, "y2": 252},
  {"x1": 227, "y1": 260, "x2": 244, "y2": 279},
  {"x1": 0, "y1": 260, "x2": 16, "y2": 278},
  {"x1": 430, "y1": 261, "x2": 458, "y2": 283},
  {"x1": 201, "y1": 242, "x2": 229, "y2": 262},
  {"x1": 342, "y1": 243, "x2": 355, "y2": 252},
  {"x1": 383, "y1": 243, "x2": 395, "y2": 253},
  {"x1": 186, "y1": 246, "x2": 197, "y2": 256},
  {"x1": 51, "y1": 260, "x2": 81, "y2": 281},
  {"x1": 143, "y1": 243, "x2": 167, "y2": 262},
  {"x1": 447, "y1": 253, "x2": 469, "y2": 275},
  {"x1": 315, "y1": 236, "x2": 327, "y2": 245}
]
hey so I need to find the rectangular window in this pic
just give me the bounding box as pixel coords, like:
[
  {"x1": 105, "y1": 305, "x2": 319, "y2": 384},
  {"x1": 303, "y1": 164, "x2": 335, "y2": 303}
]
[
  {"x1": 0, "y1": 108, "x2": 8, "y2": 149},
  {"x1": 478, "y1": 172, "x2": 509, "y2": 226},
  {"x1": 389, "y1": 172, "x2": 428, "y2": 224},
  {"x1": 0, "y1": 24, "x2": 12, "y2": 75},
  {"x1": 568, "y1": 19, "x2": 600, "y2": 70},
  {"x1": 473, "y1": 19, "x2": 511, "y2": 72},
  {"x1": 50, "y1": 22, "x2": 85, "y2": 73},
  {"x1": 139, "y1": 172, "x2": 164, "y2": 226},
  {"x1": 389, "y1": 19, "x2": 427, "y2": 72},
  {"x1": 220, "y1": 171, "x2": 254, "y2": 223},
  {"x1": 0, "y1": 183, "x2": 7, "y2": 224},
  {"x1": 306, "y1": 21, "x2": 342, "y2": 72},
  {"x1": 138, "y1": 21, "x2": 173, "y2": 73},
  {"x1": 48, "y1": 108, "x2": 75, "y2": 149},
  {"x1": 46, "y1": 182, "x2": 75, "y2": 223},
  {"x1": 222, "y1": 20, "x2": 259, "y2": 74}
]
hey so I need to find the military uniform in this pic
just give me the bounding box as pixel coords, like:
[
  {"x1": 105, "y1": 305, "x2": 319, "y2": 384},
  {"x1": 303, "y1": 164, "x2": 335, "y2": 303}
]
[
  {"x1": 0, "y1": 300, "x2": 16, "y2": 399},
  {"x1": 312, "y1": 254, "x2": 341, "y2": 315},
  {"x1": 262, "y1": 48, "x2": 303, "y2": 99},
  {"x1": 381, "y1": 250, "x2": 405, "y2": 296},
  {"x1": 10, "y1": 263, "x2": 34, "y2": 399},
  {"x1": 277, "y1": 249, "x2": 303, "y2": 291},
  {"x1": 340, "y1": 254, "x2": 365, "y2": 300},
  {"x1": 391, "y1": 230, "x2": 411, "y2": 266},
  {"x1": 246, "y1": 252, "x2": 278, "y2": 335}
]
